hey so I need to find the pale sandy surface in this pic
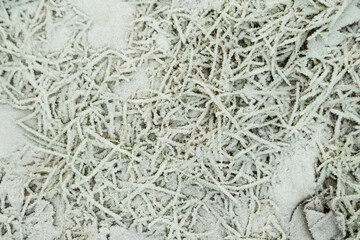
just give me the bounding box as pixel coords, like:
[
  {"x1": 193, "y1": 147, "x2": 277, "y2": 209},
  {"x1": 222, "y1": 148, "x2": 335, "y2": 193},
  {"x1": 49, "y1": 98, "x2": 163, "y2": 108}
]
[{"x1": 0, "y1": 0, "x2": 359, "y2": 239}]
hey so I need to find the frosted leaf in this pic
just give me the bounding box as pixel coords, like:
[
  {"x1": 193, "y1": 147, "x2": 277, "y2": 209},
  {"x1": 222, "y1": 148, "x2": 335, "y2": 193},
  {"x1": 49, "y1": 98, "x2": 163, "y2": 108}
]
[
  {"x1": 331, "y1": 0, "x2": 360, "y2": 31},
  {"x1": 304, "y1": 210, "x2": 326, "y2": 227},
  {"x1": 309, "y1": 212, "x2": 345, "y2": 240},
  {"x1": 323, "y1": 30, "x2": 346, "y2": 46},
  {"x1": 307, "y1": 36, "x2": 331, "y2": 59},
  {"x1": 302, "y1": 198, "x2": 346, "y2": 240},
  {"x1": 24, "y1": 200, "x2": 61, "y2": 240},
  {"x1": 113, "y1": 67, "x2": 150, "y2": 101},
  {"x1": 289, "y1": 205, "x2": 313, "y2": 240},
  {"x1": 0, "y1": 147, "x2": 36, "y2": 211}
]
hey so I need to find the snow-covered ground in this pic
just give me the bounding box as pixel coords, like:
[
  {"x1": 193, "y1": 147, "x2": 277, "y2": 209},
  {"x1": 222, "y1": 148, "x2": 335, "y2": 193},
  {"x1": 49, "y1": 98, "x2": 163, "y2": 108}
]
[{"x1": 1, "y1": 0, "x2": 359, "y2": 239}]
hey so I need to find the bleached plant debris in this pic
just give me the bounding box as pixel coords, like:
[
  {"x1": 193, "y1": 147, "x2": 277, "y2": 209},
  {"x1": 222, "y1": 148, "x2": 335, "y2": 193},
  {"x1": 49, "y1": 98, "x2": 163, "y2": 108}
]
[
  {"x1": 0, "y1": 0, "x2": 360, "y2": 239},
  {"x1": 304, "y1": 197, "x2": 345, "y2": 240},
  {"x1": 289, "y1": 197, "x2": 346, "y2": 240}
]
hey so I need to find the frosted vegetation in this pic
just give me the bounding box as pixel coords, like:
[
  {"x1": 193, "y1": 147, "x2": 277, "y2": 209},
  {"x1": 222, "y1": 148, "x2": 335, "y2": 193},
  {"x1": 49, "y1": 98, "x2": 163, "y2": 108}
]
[{"x1": 0, "y1": 0, "x2": 360, "y2": 239}]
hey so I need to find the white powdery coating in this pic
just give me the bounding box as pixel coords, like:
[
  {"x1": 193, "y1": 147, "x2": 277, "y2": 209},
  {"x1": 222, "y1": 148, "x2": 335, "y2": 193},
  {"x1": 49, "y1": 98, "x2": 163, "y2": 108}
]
[
  {"x1": 113, "y1": 67, "x2": 151, "y2": 101},
  {"x1": 108, "y1": 226, "x2": 155, "y2": 240},
  {"x1": 173, "y1": 0, "x2": 223, "y2": 14},
  {"x1": 71, "y1": 0, "x2": 135, "y2": 50},
  {"x1": 271, "y1": 140, "x2": 318, "y2": 220},
  {"x1": 0, "y1": 105, "x2": 28, "y2": 157},
  {"x1": 1, "y1": 0, "x2": 360, "y2": 239}
]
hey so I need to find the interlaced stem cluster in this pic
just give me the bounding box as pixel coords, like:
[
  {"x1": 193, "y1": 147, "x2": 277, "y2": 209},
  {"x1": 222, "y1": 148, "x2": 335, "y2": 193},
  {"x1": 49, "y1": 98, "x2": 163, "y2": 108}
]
[{"x1": 0, "y1": 0, "x2": 359, "y2": 239}]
